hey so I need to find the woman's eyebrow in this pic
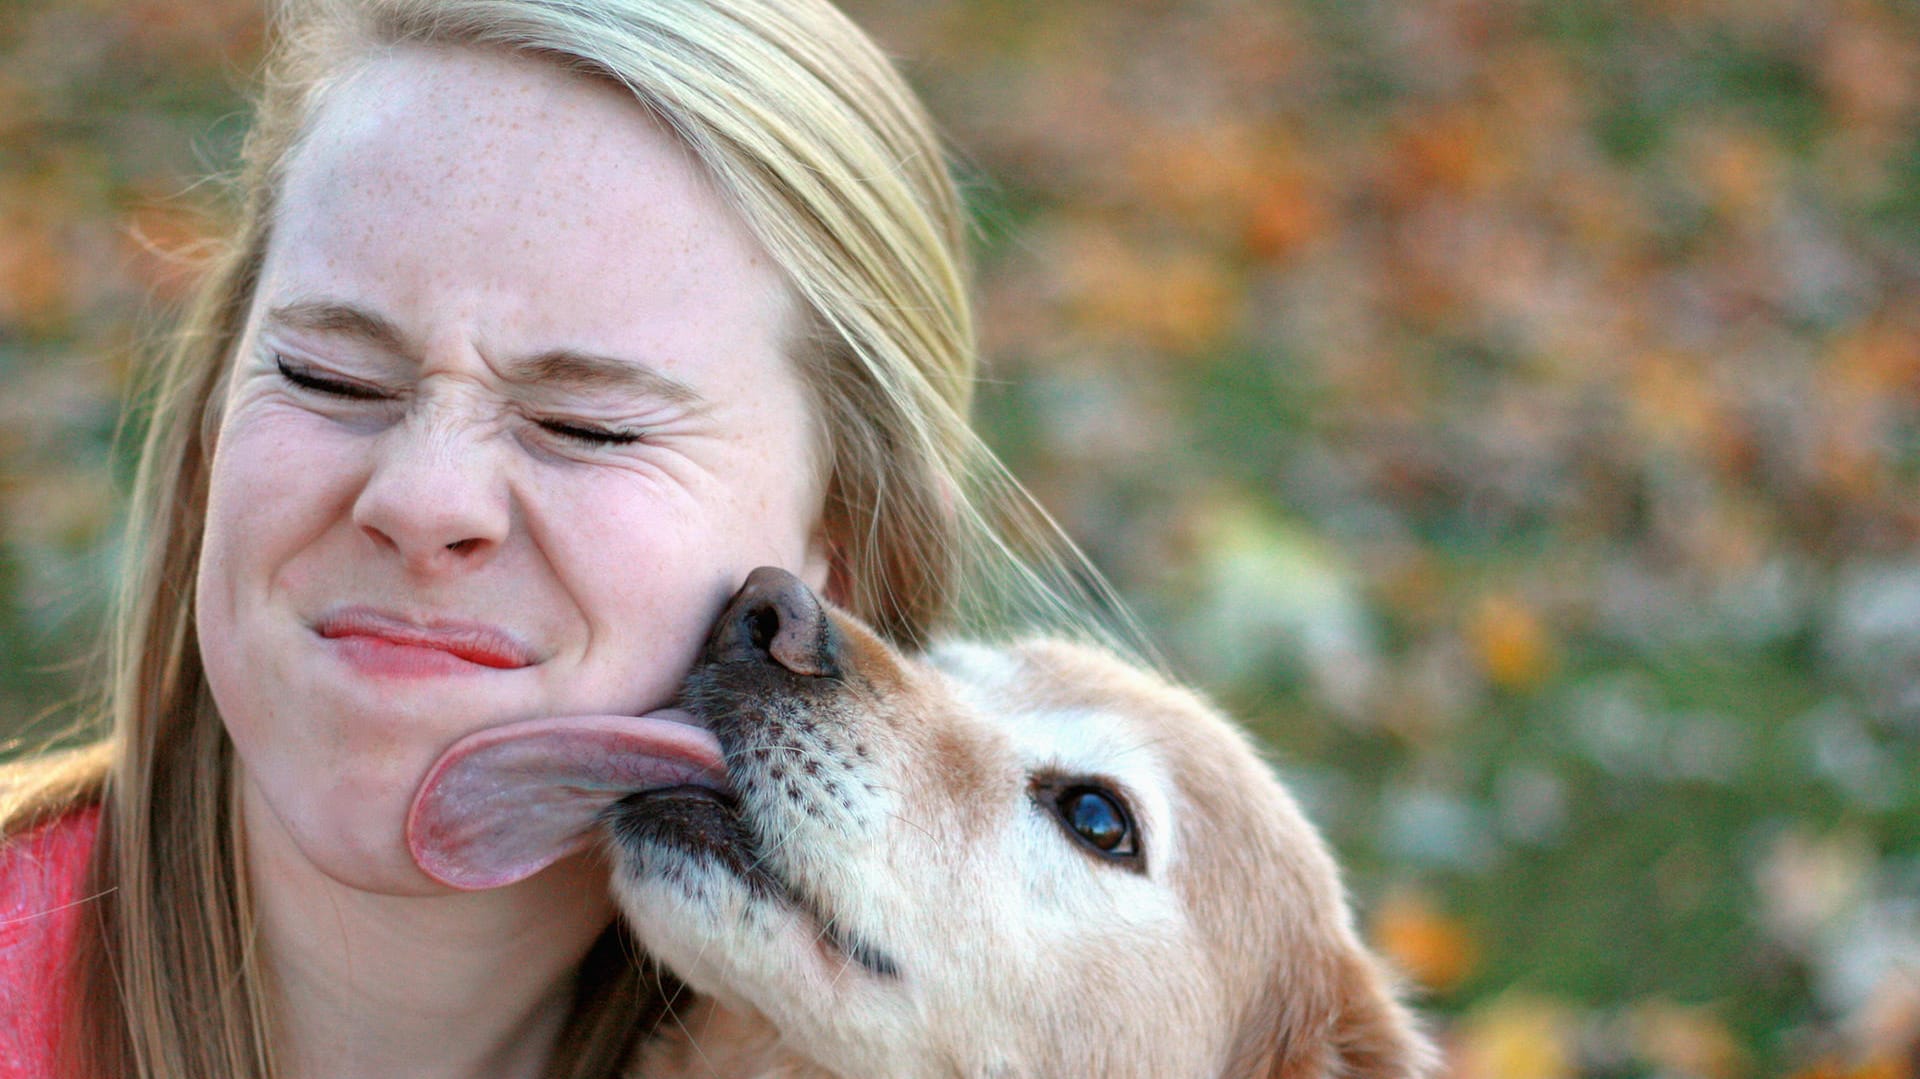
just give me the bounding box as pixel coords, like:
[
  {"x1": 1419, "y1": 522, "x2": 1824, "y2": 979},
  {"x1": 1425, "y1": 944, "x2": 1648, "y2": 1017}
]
[
  {"x1": 503, "y1": 349, "x2": 707, "y2": 408},
  {"x1": 266, "y1": 300, "x2": 407, "y2": 354},
  {"x1": 262, "y1": 299, "x2": 707, "y2": 407}
]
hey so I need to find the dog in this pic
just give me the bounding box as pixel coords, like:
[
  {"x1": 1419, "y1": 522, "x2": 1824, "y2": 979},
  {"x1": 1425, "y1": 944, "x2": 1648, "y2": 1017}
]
[{"x1": 410, "y1": 568, "x2": 1436, "y2": 1078}]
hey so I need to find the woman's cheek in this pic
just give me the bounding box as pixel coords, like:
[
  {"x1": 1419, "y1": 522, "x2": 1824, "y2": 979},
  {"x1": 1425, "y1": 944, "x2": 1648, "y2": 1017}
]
[
  {"x1": 533, "y1": 461, "x2": 815, "y2": 713},
  {"x1": 552, "y1": 474, "x2": 718, "y2": 641}
]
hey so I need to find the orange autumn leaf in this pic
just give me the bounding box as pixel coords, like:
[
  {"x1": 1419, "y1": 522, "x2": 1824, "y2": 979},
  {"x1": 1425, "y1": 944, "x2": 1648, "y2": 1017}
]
[
  {"x1": 1683, "y1": 124, "x2": 1784, "y2": 222},
  {"x1": 1627, "y1": 349, "x2": 1721, "y2": 448},
  {"x1": 0, "y1": 216, "x2": 74, "y2": 331},
  {"x1": 1386, "y1": 104, "x2": 1512, "y2": 202},
  {"x1": 1060, "y1": 230, "x2": 1235, "y2": 355},
  {"x1": 1467, "y1": 594, "x2": 1557, "y2": 692},
  {"x1": 1371, "y1": 890, "x2": 1479, "y2": 994},
  {"x1": 1244, "y1": 171, "x2": 1329, "y2": 263},
  {"x1": 1124, "y1": 125, "x2": 1267, "y2": 236},
  {"x1": 1829, "y1": 320, "x2": 1920, "y2": 401}
]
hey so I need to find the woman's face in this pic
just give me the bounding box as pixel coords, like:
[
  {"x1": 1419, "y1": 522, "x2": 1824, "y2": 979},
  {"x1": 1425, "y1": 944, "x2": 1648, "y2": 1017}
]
[{"x1": 196, "y1": 44, "x2": 830, "y2": 894}]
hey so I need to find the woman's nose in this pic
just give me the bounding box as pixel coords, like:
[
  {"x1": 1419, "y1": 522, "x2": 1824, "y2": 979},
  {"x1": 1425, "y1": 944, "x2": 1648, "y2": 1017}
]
[{"x1": 350, "y1": 417, "x2": 511, "y2": 576}]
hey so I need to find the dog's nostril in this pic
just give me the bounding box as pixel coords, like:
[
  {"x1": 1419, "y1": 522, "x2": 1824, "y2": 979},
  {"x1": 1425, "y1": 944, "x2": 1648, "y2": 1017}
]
[
  {"x1": 747, "y1": 605, "x2": 780, "y2": 653},
  {"x1": 708, "y1": 567, "x2": 841, "y2": 678}
]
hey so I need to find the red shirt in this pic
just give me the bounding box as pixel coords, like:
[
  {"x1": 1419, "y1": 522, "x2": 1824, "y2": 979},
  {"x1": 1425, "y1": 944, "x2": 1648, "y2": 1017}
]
[{"x1": 0, "y1": 806, "x2": 100, "y2": 1078}]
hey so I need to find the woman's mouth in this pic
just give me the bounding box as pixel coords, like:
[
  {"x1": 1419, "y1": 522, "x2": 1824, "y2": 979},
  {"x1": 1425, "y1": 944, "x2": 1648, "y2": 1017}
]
[{"x1": 314, "y1": 607, "x2": 537, "y2": 676}]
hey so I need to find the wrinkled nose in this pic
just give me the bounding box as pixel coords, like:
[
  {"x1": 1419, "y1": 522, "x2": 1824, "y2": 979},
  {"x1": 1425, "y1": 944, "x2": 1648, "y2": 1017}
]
[
  {"x1": 352, "y1": 419, "x2": 510, "y2": 577},
  {"x1": 707, "y1": 566, "x2": 840, "y2": 678}
]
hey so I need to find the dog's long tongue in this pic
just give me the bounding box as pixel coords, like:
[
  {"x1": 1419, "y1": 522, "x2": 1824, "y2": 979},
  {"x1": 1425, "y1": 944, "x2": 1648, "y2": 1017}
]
[{"x1": 407, "y1": 711, "x2": 726, "y2": 890}]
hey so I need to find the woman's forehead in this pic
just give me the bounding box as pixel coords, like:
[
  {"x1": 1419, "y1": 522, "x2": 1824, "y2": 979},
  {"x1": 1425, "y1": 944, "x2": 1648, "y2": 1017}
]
[{"x1": 257, "y1": 43, "x2": 800, "y2": 389}]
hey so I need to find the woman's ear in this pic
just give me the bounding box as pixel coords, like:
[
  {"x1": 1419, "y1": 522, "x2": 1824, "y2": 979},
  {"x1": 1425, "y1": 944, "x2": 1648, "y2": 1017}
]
[{"x1": 1257, "y1": 949, "x2": 1438, "y2": 1079}]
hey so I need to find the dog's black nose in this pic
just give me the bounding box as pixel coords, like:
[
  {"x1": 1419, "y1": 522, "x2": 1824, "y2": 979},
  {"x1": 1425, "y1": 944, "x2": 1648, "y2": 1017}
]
[{"x1": 707, "y1": 566, "x2": 841, "y2": 678}]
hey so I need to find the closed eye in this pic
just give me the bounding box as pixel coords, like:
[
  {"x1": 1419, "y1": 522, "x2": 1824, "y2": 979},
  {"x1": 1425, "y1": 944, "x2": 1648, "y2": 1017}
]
[
  {"x1": 536, "y1": 418, "x2": 646, "y2": 446},
  {"x1": 273, "y1": 352, "x2": 647, "y2": 448},
  {"x1": 275, "y1": 355, "x2": 388, "y2": 401}
]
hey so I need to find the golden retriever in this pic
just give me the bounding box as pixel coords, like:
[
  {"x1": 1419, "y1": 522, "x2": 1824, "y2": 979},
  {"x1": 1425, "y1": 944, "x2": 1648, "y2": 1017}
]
[{"x1": 410, "y1": 568, "x2": 1436, "y2": 1078}]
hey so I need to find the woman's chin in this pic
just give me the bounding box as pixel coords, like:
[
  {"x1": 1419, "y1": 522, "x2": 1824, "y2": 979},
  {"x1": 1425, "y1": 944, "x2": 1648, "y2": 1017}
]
[{"x1": 235, "y1": 768, "x2": 443, "y2": 897}]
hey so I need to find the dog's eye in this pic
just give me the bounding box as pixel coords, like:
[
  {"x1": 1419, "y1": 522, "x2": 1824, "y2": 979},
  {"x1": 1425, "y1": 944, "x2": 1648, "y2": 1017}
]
[
  {"x1": 1062, "y1": 789, "x2": 1130, "y2": 851},
  {"x1": 1049, "y1": 784, "x2": 1140, "y2": 865}
]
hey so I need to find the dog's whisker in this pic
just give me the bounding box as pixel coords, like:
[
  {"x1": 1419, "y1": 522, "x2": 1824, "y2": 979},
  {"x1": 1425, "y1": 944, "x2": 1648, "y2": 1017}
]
[
  {"x1": 666, "y1": 990, "x2": 721, "y2": 1079},
  {"x1": 844, "y1": 778, "x2": 945, "y2": 843},
  {"x1": 825, "y1": 940, "x2": 859, "y2": 992},
  {"x1": 879, "y1": 806, "x2": 938, "y2": 843},
  {"x1": 805, "y1": 907, "x2": 838, "y2": 953},
  {"x1": 645, "y1": 965, "x2": 681, "y2": 1039},
  {"x1": 806, "y1": 905, "x2": 865, "y2": 992},
  {"x1": 736, "y1": 743, "x2": 816, "y2": 763},
  {"x1": 1114, "y1": 731, "x2": 1183, "y2": 761}
]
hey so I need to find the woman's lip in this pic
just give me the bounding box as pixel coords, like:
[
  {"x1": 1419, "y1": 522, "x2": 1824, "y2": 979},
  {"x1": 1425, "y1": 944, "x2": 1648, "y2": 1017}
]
[{"x1": 313, "y1": 607, "x2": 538, "y2": 670}]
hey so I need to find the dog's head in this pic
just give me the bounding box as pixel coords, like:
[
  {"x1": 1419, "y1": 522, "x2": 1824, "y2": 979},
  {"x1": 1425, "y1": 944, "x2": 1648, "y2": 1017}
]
[{"x1": 409, "y1": 568, "x2": 1434, "y2": 1078}]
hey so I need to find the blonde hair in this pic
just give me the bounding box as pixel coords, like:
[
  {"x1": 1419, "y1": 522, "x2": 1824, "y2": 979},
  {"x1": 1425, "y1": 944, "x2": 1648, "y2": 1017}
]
[{"x1": 2, "y1": 1, "x2": 1132, "y2": 1075}]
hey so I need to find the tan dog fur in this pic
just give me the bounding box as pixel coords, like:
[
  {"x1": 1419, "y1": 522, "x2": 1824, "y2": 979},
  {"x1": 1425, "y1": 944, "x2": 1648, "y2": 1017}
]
[{"x1": 613, "y1": 583, "x2": 1436, "y2": 1079}]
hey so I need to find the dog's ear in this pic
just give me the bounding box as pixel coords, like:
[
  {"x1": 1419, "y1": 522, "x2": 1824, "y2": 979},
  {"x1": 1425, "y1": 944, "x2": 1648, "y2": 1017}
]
[
  {"x1": 1315, "y1": 949, "x2": 1437, "y2": 1079},
  {"x1": 1250, "y1": 949, "x2": 1438, "y2": 1079}
]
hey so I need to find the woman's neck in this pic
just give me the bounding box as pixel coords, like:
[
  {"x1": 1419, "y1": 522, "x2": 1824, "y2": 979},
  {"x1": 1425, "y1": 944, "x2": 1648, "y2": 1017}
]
[{"x1": 241, "y1": 781, "x2": 617, "y2": 1079}]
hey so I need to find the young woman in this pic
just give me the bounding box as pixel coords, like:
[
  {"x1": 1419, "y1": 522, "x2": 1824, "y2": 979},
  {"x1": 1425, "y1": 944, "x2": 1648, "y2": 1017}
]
[{"x1": 0, "y1": 1, "x2": 1117, "y2": 1074}]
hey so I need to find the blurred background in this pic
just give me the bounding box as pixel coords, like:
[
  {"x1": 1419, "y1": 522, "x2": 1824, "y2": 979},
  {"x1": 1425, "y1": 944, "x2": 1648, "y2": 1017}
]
[{"x1": 3, "y1": 0, "x2": 1918, "y2": 1074}]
